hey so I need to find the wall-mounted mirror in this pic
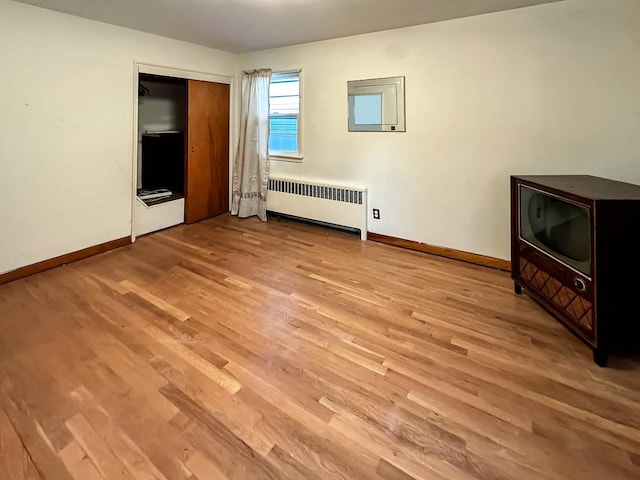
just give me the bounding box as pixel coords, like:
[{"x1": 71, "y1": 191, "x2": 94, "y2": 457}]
[{"x1": 348, "y1": 76, "x2": 405, "y2": 132}]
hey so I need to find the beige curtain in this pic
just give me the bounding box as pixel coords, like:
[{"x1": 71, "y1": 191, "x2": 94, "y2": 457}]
[{"x1": 231, "y1": 68, "x2": 272, "y2": 221}]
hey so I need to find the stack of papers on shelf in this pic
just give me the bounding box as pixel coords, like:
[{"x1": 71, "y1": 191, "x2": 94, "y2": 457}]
[{"x1": 138, "y1": 189, "x2": 172, "y2": 200}]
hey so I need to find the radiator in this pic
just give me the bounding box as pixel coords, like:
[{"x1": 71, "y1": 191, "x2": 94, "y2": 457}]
[{"x1": 267, "y1": 177, "x2": 368, "y2": 240}]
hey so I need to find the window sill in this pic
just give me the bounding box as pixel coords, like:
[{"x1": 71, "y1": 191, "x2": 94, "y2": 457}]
[{"x1": 269, "y1": 154, "x2": 303, "y2": 163}]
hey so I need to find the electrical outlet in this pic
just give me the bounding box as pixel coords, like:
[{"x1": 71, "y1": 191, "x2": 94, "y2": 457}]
[{"x1": 373, "y1": 209, "x2": 380, "y2": 220}]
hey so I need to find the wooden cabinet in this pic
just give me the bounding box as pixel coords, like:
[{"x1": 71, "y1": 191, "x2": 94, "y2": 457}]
[{"x1": 511, "y1": 175, "x2": 640, "y2": 366}]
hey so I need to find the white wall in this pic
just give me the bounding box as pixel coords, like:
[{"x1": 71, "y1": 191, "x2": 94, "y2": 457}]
[
  {"x1": 239, "y1": 0, "x2": 640, "y2": 260},
  {"x1": 0, "y1": 0, "x2": 235, "y2": 274},
  {"x1": 2, "y1": 0, "x2": 639, "y2": 273}
]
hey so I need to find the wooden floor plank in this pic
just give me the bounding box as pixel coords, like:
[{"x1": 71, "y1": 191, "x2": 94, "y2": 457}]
[
  {"x1": 58, "y1": 440, "x2": 104, "y2": 480},
  {"x1": 119, "y1": 280, "x2": 191, "y2": 322},
  {"x1": 1, "y1": 215, "x2": 640, "y2": 479},
  {"x1": 64, "y1": 413, "x2": 135, "y2": 480},
  {"x1": 0, "y1": 386, "x2": 73, "y2": 480},
  {"x1": 0, "y1": 403, "x2": 43, "y2": 480},
  {"x1": 185, "y1": 452, "x2": 229, "y2": 480},
  {"x1": 68, "y1": 386, "x2": 171, "y2": 480}
]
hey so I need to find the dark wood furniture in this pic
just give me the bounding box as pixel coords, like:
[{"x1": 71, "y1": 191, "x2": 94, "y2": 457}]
[{"x1": 511, "y1": 175, "x2": 640, "y2": 366}]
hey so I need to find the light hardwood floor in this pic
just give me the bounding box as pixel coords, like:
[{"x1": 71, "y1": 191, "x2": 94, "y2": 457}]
[{"x1": 1, "y1": 215, "x2": 640, "y2": 480}]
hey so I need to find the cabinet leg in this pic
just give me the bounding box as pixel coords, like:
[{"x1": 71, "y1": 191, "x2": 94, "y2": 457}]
[
  {"x1": 514, "y1": 282, "x2": 522, "y2": 295},
  {"x1": 593, "y1": 348, "x2": 608, "y2": 368}
]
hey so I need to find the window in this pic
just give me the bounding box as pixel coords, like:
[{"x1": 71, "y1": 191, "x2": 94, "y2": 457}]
[{"x1": 269, "y1": 71, "x2": 301, "y2": 159}]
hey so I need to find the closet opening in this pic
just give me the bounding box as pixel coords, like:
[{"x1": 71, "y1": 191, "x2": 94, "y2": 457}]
[
  {"x1": 132, "y1": 64, "x2": 231, "y2": 239},
  {"x1": 137, "y1": 73, "x2": 187, "y2": 206}
]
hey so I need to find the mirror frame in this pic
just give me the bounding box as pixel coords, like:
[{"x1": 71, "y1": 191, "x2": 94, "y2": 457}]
[{"x1": 348, "y1": 76, "x2": 406, "y2": 132}]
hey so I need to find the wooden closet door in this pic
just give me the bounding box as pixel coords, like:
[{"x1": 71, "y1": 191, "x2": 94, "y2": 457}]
[{"x1": 185, "y1": 80, "x2": 230, "y2": 224}]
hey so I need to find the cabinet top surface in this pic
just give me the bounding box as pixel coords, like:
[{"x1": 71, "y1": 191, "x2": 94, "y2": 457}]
[{"x1": 512, "y1": 175, "x2": 640, "y2": 200}]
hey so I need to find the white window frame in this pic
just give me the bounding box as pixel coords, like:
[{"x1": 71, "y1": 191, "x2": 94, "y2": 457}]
[{"x1": 269, "y1": 69, "x2": 303, "y2": 162}]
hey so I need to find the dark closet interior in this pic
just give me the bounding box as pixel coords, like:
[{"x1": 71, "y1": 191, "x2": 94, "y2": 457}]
[{"x1": 137, "y1": 73, "x2": 187, "y2": 206}]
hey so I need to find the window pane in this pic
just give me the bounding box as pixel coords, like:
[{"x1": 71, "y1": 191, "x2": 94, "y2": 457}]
[
  {"x1": 270, "y1": 80, "x2": 299, "y2": 98},
  {"x1": 269, "y1": 72, "x2": 300, "y2": 155},
  {"x1": 270, "y1": 116, "x2": 298, "y2": 153},
  {"x1": 270, "y1": 95, "x2": 299, "y2": 115}
]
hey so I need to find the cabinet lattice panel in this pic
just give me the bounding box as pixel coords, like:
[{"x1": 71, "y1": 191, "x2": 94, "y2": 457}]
[{"x1": 519, "y1": 258, "x2": 593, "y2": 332}]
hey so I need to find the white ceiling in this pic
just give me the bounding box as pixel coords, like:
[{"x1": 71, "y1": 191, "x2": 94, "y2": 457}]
[{"x1": 14, "y1": 0, "x2": 566, "y2": 53}]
